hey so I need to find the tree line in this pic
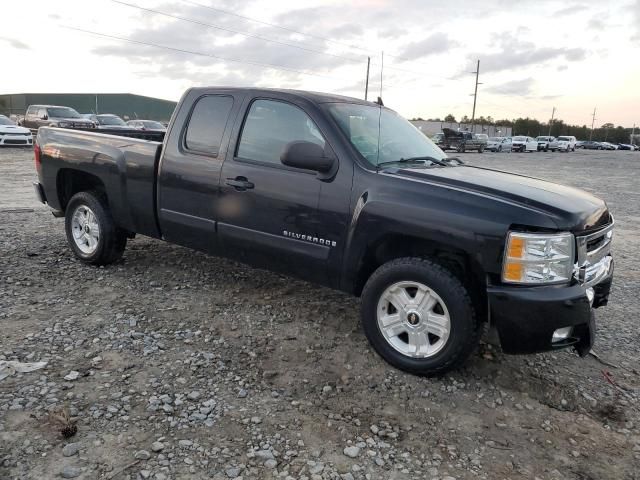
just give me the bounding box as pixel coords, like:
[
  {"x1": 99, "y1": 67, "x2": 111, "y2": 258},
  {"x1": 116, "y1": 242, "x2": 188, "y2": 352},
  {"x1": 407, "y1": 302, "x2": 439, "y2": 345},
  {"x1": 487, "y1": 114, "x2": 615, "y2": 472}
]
[{"x1": 412, "y1": 114, "x2": 636, "y2": 144}]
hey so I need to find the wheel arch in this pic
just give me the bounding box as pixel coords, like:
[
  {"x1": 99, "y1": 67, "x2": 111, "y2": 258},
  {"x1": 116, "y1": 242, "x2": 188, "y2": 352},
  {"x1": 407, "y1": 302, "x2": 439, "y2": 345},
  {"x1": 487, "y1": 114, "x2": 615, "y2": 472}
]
[
  {"x1": 352, "y1": 233, "x2": 488, "y2": 322},
  {"x1": 56, "y1": 169, "x2": 107, "y2": 212}
]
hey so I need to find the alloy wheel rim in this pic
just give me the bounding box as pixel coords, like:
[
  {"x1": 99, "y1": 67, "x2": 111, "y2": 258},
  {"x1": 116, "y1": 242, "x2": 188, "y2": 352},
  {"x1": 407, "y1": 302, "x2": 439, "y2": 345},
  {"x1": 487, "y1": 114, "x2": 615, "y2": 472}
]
[
  {"x1": 376, "y1": 281, "x2": 451, "y2": 358},
  {"x1": 71, "y1": 205, "x2": 100, "y2": 254}
]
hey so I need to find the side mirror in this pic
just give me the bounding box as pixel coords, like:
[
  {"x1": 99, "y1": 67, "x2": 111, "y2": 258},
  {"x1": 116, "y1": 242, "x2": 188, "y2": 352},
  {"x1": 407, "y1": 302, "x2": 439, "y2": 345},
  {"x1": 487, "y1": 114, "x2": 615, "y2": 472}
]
[{"x1": 281, "y1": 141, "x2": 335, "y2": 173}]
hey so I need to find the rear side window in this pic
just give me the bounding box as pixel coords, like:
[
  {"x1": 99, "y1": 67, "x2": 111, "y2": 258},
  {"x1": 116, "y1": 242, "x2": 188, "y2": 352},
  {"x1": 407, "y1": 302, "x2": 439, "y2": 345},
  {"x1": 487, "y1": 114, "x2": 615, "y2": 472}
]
[
  {"x1": 237, "y1": 99, "x2": 325, "y2": 165},
  {"x1": 184, "y1": 95, "x2": 234, "y2": 156}
]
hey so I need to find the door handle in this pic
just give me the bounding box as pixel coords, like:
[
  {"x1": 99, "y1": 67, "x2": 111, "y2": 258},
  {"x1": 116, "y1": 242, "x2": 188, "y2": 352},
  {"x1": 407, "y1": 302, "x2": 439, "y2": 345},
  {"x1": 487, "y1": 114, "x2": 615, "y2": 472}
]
[{"x1": 225, "y1": 177, "x2": 254, "y2": 191}]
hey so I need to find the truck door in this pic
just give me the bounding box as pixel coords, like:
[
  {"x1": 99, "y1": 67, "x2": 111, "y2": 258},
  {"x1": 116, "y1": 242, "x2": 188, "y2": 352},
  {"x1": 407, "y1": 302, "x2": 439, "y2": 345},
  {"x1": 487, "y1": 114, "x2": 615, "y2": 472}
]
[
  {"x1": 217, "y1": 97, "x2": 337, "y2": 285},
  {"x1": 157, "y1": 91, "x2": 241, "y2": 252}
]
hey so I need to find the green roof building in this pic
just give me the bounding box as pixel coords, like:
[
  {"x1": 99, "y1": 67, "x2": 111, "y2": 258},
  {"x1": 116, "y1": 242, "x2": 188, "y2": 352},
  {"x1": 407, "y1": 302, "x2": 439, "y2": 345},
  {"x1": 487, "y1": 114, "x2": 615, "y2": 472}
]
[{"x1": 0, "y1": 93, "x2": 176, "y2": 122}]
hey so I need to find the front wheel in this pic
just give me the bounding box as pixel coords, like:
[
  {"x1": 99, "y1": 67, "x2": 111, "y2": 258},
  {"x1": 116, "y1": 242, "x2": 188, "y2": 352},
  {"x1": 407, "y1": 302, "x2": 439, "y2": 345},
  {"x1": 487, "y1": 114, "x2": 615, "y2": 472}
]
[
  {"x1": 65, "y1": 191, "x2": 127, "y2": 265},
  {"x1": 361, "y1": 258, "x2": 481, "y2": 376}
]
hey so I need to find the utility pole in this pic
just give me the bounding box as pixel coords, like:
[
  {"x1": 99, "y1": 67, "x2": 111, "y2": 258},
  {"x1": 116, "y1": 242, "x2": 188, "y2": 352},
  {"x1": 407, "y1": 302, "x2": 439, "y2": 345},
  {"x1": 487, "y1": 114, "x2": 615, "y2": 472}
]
[
  {"x1": 548, "y1": 107, "x2": 555, "y2": 137},
  {"x1": 632, "y1": 123, "x2": 636, "y2": 146},
  {"x1": 364, "y1": 57, "x2": 370, "y2": 101},
  {"x1": 95, "y1": 95, "x2": 99, "y2": 115},
  {"x1": 589, "y1": 107, "x2": 596, "y2": 141},
  {"x1": 470, "y1": 59, "x2": 482, "y2": 133}
]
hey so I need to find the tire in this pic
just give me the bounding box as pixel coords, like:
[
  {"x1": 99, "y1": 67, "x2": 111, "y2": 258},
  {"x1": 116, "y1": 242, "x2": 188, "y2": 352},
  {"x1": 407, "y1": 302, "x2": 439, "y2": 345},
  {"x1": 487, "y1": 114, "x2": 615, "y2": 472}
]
[
  {"x1": 478, "y1": 145, "x2": 484, "y2": 153},
  {"x1": 361, "y1": 257, "x2": 481, "y2": 376},
  {"x1": 457, "y1": 145, "x2": 465, "y2": 153},
  {"x1": 65, "y1": 190, "x2": 127, "y2": 265},
  {"x1": 497, "y1": 146, "x2": 502, "y2": 152}
]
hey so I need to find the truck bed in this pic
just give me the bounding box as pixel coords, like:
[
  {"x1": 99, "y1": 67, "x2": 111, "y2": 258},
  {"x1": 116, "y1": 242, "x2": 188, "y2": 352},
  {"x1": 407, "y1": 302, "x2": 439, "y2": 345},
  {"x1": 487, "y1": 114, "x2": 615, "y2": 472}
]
[{"x1": 37, "y1": 127, "x2": 163, "y2": 238}]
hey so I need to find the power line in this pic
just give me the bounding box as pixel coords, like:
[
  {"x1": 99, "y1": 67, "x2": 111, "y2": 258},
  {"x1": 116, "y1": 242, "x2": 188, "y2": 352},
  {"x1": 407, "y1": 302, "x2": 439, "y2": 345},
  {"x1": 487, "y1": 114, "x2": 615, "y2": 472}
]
[
  {"x1": 112, "y1": 0, "x2": 441, "y2": 79},
  {"x1": 111, "y1": 0, "x2": 366, "y2": 65},
  {"x1": 179, "y1": 0, "x2": 372, "y2": 55},
  {"x1": 63, "y1": 26, "x2": 348, "y2": 81},
  {"x1": 177, "y1": 0, "x2": 451, "y2": 70}
]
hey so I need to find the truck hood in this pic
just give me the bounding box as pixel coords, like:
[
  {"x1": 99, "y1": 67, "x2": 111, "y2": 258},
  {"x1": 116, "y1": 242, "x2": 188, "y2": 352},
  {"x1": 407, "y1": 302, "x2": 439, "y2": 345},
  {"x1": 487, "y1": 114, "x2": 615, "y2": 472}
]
[{"x1": 391, "y1": 165, "x2": 611, "y2": 232}]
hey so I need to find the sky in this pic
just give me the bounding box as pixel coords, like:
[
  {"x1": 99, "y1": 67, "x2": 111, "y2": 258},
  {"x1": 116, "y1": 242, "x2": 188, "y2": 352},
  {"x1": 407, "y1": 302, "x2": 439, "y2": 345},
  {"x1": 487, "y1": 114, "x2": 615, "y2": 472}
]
[{"x1": 1, "y1": 0, "x2": 639, "y2": 127}]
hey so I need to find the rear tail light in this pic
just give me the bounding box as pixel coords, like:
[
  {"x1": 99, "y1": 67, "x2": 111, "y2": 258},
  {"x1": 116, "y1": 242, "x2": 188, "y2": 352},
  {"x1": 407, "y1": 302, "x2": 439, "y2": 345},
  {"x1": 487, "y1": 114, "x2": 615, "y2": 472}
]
[{"x1": 34, "y1": 143, "x2": 42, "y2": 174}]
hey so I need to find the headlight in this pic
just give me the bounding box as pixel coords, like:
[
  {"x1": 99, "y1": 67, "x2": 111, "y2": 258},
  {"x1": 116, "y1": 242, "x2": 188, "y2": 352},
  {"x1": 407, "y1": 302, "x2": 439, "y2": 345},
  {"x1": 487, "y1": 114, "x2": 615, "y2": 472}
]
[
  {"x1": 58, "y1": 121, "x2": 70, "y2": 127},
  {"x1": 502, "y1": 231, "x2": 574, "y2": 284}
]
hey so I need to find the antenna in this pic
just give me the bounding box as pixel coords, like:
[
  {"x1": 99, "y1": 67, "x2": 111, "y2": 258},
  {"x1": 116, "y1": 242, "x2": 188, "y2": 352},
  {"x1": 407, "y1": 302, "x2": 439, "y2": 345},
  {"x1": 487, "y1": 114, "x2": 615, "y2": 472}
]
[
  {"x1": 364, "y1": 57, "x2": 370, "y2": 101},
  {"x1": 379, "y1": 51, "x2": 384, "y2": 100}
]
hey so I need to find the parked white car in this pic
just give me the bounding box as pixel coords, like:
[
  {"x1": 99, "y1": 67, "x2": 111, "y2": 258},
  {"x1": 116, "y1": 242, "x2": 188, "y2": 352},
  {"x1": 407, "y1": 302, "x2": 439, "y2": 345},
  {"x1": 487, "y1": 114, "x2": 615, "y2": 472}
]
[
  {"x1": 487, "y1": 136, "x2": 512, "y2": 152},
  {"x1": 556, "y1": 136, "x2": 576, "y2": 152},
  {"x1": 0, "y1": 115, "x2": 33, "y2": 147},
  {"x1": 511, "y1": 136, "x2": 538, "y2": 152},
  {"x1": 535, "y1": 136, "x2": 559, "y2": 152}
]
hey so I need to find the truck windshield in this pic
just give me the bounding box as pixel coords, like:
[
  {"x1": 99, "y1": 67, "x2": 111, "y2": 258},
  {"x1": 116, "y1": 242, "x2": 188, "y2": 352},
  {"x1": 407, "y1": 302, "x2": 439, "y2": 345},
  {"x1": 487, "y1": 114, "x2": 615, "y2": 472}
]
[
  {"x1": 47, "y1": 107, "x2": 81, "y2": 119},
  {"x1": 327, "y1": 103, "x2": 446, "y2": 168}
]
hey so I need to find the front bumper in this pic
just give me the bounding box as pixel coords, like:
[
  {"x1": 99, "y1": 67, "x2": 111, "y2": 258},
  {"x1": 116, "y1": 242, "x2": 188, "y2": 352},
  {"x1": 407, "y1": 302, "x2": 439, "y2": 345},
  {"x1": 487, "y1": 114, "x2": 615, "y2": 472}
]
[
  {"x1": 488, "y1": 257, "x2": 613, "y2": 355},
  {"x1": 0, "y1": 134, "x2": 33, "y2": 146}
]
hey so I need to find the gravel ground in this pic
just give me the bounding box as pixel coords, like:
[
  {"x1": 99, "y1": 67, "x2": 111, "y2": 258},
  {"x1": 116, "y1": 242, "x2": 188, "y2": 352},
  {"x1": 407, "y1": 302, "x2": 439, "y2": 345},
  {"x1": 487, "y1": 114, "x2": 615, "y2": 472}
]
[{"x1": 1, "y1": 146, "x2": 639, "y2": 480}]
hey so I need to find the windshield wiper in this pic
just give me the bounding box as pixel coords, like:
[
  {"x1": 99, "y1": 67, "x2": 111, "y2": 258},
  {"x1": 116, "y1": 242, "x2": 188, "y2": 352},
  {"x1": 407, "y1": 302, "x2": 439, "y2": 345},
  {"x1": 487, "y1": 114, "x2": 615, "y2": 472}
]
[
  {"x1": 441, "y1": 156, "x2": 465, "y2": 165},
  {"x1": 377, "y1": 156, "x2": 448, "y2": 169}
]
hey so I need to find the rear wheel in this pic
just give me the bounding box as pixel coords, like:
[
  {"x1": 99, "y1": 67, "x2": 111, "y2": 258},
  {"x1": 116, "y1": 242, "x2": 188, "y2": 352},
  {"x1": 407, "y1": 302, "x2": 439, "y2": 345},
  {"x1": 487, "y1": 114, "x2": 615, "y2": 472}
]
[
  {"x1": 478, "y1": 145, "x2": 484, "y2": 153},
  {"x1": 65, "y1": 191, "x2": 127, "y2": 265},
  {"x1": 361, "y1": 258, "x2": 481, "y2": 376}
]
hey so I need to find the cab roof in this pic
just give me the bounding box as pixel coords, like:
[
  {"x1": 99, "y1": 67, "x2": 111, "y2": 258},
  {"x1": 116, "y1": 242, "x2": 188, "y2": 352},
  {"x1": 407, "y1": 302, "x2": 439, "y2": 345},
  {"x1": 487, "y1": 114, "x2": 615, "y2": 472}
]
[{"x1": 189, "y1": 87, "x2": 376, "y2": 106}]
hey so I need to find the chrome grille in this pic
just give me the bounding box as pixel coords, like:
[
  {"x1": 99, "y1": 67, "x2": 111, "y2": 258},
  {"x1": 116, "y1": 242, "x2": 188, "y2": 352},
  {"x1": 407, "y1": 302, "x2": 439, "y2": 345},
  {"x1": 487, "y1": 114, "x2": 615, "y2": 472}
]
[{"x1": 574, "y1": 217, "x2": 614, "y2": 286}]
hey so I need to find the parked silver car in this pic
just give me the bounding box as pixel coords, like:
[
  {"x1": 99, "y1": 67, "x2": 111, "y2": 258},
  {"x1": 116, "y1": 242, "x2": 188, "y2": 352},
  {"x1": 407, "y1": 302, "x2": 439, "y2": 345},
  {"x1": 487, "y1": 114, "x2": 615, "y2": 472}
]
[{"x1": 487, "y1": 136, "x2": 512, "y2": 152}]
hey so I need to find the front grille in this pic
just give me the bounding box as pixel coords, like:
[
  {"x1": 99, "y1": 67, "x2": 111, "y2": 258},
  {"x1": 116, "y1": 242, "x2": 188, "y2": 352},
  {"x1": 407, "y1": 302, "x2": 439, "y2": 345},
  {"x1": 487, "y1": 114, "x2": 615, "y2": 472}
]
[
  {"x1": 4, "y1": 139, "x2": 28, "y2": 145},
  {"x1": 574, "y1": 218, "x2": 614, "y2": 286}
]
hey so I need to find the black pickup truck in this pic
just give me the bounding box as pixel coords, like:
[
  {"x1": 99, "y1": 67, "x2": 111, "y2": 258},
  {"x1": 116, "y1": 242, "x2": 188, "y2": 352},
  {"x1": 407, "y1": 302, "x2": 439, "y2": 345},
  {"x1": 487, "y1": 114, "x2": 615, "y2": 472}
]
[
  {"x1": 33, "y1": 87, "x2": 614, "y2": 375},
  {"x1": 440, "y1": 128, "x2": 487, "y2": 153}
]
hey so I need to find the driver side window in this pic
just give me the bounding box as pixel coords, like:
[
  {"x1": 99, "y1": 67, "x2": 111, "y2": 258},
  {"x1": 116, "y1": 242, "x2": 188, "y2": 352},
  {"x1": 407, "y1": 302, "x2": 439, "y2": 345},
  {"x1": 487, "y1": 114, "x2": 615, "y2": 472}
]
[{"x1": 236, "y1": 99, "x2": 325, "y2": 166}]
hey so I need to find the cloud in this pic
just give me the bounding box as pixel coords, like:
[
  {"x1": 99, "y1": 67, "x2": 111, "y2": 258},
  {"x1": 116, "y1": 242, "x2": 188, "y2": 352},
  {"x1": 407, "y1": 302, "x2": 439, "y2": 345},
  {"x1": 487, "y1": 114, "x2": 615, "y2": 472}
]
[
  {"x1": 554, "y1": 4, "x2": 587, "y2": 15},
  {"x1": 396, "y1": 33, "x2": 458, "y2": 61},
  {"x1": 587, "y1": 14, "x2": 607, "y2": 31},
  {"x1": 485, "y1": 78, "x2": 535, "y2": 96},
  {"x1": 0, "y1": 37, "x2": 30, "y2": 50},
  {"x1": 91, "y1": 1, "x2": 363, "y2": 89},
  {"x1": 631, "y1": 0, "x2": 640, "y2": 43},
  {"x1": 461, "y1": 32, "x2": 587, "y2": 75}
]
